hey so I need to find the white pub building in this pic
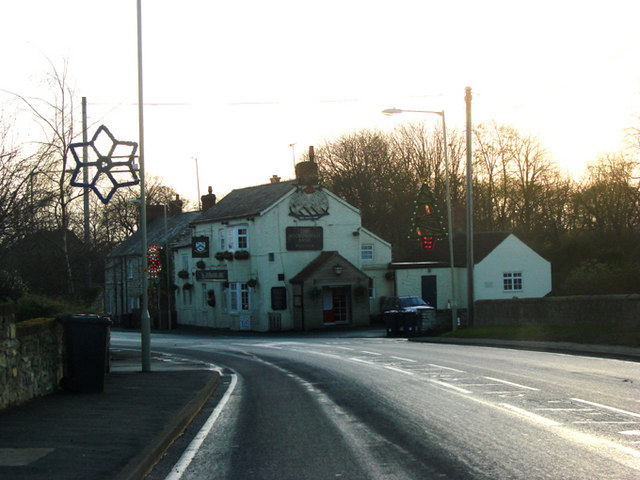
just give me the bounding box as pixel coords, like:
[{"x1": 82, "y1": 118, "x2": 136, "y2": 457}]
[{"x1": 173, "y1": 156, "x2": 393, "y2": 331}]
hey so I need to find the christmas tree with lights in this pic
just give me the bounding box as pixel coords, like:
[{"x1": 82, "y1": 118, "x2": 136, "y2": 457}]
[{"x1": 411, "y1": 181, "x2": 447, "y2": 250}]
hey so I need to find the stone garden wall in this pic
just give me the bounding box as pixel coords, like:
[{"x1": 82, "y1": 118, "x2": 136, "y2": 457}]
[{"x1": 0, "y1": 303, "x2": 64, "y2": 410}]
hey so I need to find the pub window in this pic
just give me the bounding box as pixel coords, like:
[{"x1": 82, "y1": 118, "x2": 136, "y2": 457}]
[
  {"x1": 219, "y1": 228, "x2": 226, "y2": 250},
  {"x1": 271, "y1": 287, "x2": 287, "y2": 310},
  {"x1": 229, "y1": 282, "x2": 250, "y2": 312},
  {"x1": 227, "y1": 225, "x2": 249, "y2": 251}
]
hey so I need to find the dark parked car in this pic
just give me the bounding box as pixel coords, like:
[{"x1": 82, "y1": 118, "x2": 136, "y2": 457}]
[{"x1": 381, "y1": 296, "x2": 437, "y2": 336}]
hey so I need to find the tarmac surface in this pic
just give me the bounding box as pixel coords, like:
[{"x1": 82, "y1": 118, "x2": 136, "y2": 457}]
[
  {"x1": 0, "y1": 348, "x2": 220, "y2": 480},
  {"x1": 0, "y1": 329, "x2": 637, "y2": 480}
]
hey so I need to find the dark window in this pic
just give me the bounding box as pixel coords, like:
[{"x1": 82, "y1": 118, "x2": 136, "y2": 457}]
[{"x1": 271, "y1": 287, "x2": 287, "y2": 310}]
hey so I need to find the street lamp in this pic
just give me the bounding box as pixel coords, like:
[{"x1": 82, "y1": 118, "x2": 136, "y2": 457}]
[
  {"x1": 137, "y1": 0, "x2": 151, "y2": 371},
  {"x1": 382, "y1": 107, "x2": 458, "y2": 331}
]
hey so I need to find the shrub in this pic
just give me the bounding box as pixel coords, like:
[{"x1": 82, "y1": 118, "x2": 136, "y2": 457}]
[
  {"x1": 16, "y1": 294, "x2": 68, "y2": 321},
  {"x1": 0, "y1": 269, "x2": 28, "y2": 302}
]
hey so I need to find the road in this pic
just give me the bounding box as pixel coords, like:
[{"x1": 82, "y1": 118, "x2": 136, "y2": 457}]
[{"x1": 112, "y1": 329, "x2": 640, "y2": 479}]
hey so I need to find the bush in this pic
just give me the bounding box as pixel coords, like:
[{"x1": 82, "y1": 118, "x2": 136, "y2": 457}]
[
  {"x1": 0, "y1": 269, "x2": 28, "y2": 301},
  {"x1": 16, "y1": 294, "x2": 68, "y2": 321}
]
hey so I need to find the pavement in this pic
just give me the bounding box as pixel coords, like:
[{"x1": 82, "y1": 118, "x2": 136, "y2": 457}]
[{"x1": 0, "y1": 348, "x2": 221, "y2": 480}]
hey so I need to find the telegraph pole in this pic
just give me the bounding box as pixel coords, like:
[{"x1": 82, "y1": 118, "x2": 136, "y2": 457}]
[{"x1": 465, "y1": 87, "x2": 474, "y2": 327}]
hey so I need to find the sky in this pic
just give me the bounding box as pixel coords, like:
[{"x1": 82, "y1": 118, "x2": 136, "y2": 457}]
[{"x1": 2, "y1": 0, "x2": 640, "y2": 204}]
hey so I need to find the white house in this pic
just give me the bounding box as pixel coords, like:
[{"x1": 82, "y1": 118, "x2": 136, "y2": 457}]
[
  {"x1": 173, "y1": 161, "x2": 393, "y2": 331},
  {"x1": 392, "y1": 232, "x2": 552, "y2": 311}
]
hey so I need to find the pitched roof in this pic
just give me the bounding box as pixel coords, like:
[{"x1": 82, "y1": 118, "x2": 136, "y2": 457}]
[
  {"x1": 398, "y1": 232, "x2": 511, "y2": 267},
  {"x1": 289, "y1": 251, "x2": 369, "y2": 284},
  {"x1": 108, "y1": 211, "x2": 202, "y2": 257},
  {"x1": 192, "y1": 180, "x2": 297, "y2": 224}
]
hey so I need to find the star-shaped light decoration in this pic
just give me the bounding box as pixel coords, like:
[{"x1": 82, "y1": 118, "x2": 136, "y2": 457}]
[{"x1": 68, "y1": 125, "x2": 139, "y2": 204}]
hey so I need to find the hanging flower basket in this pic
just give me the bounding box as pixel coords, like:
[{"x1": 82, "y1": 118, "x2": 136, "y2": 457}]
[
  {"x1": 183, "y1": 282, "x2": 194, "y2": 290},
  {"x1": 215, "y1": 251, "x2": 225, "y2": 261},
  {"x1": 223, "y1": 281, "x2": 230, "y2": 289},
  {"x1": 178, "y1": 270, "x2": 189, "y2": 279},
  {"x1": 234, "y1": 250, "x2": 250, "y2": 260},
  {"x1": 196, "y1": 260, "x2": 206, "y2": 269},
  {"x1": 246, "y1": 278, "x2": 258, "y2": 288},
  {"x1": 223, "y1": 251, "x2": 234, "y2": 261},
  {"x1": 384, "y1": 271, "x2": 395, "y2": 281}
]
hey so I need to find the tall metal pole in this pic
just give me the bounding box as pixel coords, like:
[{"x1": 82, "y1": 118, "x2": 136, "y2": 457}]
[
  {"x1": 465, "y1": 87, "x2": 474, "y2": 327},
  {"x1": 137, "y1": 0, "x2": 151, "y2": 372},
  {"x1": 163, "y1": 204, "x2": 172, "y2": 330},
  {"x1": 440, "y1": 112, "x2": 457, "y2": 331},
  {"x1": 82, "y1": 97, "x2": 91, "y2": 285},
  {"x1": 82, "y1": 97, "x2": 90, "y2": 247}
]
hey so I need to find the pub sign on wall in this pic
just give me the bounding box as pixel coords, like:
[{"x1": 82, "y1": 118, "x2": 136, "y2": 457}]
[{"x1": 192, "y1": 236, "x2": 210, "y2": 258}]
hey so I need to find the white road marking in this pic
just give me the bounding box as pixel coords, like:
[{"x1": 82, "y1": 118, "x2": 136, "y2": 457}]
[
  {"x1": 571, "y1": 398, "x2": 640, "y2": 419},
  {"x1": 390, "y1": 356, "x2": 416, "y2": 362},
  {"x1": 428, "y1": 363, "x2": 465, "y2": 373},
  {"x1": 360, "y1": 350, "x2": 382, "y2": 356},
  {"x1": 302, "y1": 350, "x2": 343, "y2": 360},
  {"x1": 483, "y1": 376, "x2": 539, "y2": 391},
  {"x1": 165, "y1": 368, "x2": 238, "y2": 480},
  {"x1": 350, "y1": 357, "x2": 376, "y2": 365},
  {"x1": 536, "y1": 408, "x2": 594, "y2": 412},
  {"x1": 499, "y1": 403, "x2": 561, "y2": 427},
  {"x1": 620, "y1": 430, "x2": 640, "y2": 436},
  {"x1": 574, "y1": 421, "x2": 639, "y2": 424},
  {"x1": 428, "y1": 379, "x2": 472, "y2": 394},
  {"x1": 384, "y1": 365, "x2": 415, "y2": 376}
]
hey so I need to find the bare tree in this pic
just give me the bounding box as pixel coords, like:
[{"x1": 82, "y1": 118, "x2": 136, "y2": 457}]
[{"x1": 8, "y1": 60, "x2": 82, "y2": 293}]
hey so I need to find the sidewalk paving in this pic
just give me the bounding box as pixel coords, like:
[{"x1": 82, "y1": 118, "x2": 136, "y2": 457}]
[{"x1": 0, "y1": 349, "x2": 220, "y2": 480}]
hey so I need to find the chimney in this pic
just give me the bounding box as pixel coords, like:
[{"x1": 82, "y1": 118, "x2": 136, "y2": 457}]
[
  {"x1": 270, "y1": 175, "x2": 281, "y2": 184},
  {"x1": 201, "y1": 186, "x2": 216, "y2": 211},
  {"x1": 145, "y1": 204, "x2": 164, "y2": 224},
  {"x1": 294, "y1": 146, "x2": 319, "y2": 185},
  {"x1": 168, "y1": 194, "x2": 183, "y2": 217}
]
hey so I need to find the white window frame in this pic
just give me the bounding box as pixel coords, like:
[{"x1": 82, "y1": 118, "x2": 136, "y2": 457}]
[
  {"x1": 361, "y1": 244, "x2": 374, "y2": 261},
  {"x1": 229, "y1": 282, "x2": 251, "y2": 312},
  {"x1": 503, "y1": 272, "x2": 523, "y2": 292},
  {"x1": 219, "y1": 228, "x2": 226, "y2": 250},
  {"x1": 127, "y1": 258, "x2": 135, "y2": 279},
  {"x1": 227, "y1": 225, "x2": 249, "y2": 251}
]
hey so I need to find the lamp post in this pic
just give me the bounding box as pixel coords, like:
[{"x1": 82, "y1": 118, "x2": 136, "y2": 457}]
[
  {"x1": 137, "y1": 0, "x2": 151, "y2": 371},
  {"x1": 161, "y1": 202, "x2": 173, "y2": 331},
  {"x1": 382, "y1": 108, "x2": 457, "y2": 331}
]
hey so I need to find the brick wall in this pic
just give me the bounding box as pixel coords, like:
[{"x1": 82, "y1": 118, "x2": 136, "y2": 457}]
[
  {"x1": 0, "y1": 304, "x2": 64, "y2": 410},
  {"x1": 475, "y1": 294, "x2": 640, "y2": 328}
]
